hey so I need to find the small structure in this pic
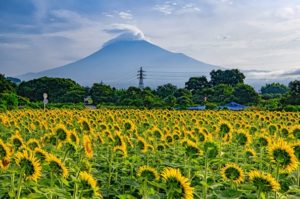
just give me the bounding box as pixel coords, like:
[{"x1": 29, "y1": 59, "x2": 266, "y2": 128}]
[
  {"x1": 219, "y1": 102, "x2": 247, "y2": 111},
  {"x1": 187, "y1": 105, "x2": 206, "y2": 110}
]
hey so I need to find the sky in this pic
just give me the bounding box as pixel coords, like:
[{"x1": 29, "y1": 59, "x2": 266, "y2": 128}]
[{"x1": 0, "y1": 0, "x2": 300, "y2": 80}]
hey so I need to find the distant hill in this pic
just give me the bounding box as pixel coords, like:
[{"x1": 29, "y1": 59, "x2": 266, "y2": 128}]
[
  {"x1": 7, "y1": 77, "x2": 21, "y2": 84},
  {"x1": 18, "y1": 36, "x2": 221, "y2": 88}
]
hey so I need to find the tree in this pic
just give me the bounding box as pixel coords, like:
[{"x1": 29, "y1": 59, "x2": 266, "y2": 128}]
[
  {"x1": 289, "y1": 80, "x2": 300, "y2": 96},
  {"x1": 232, "y1": 83, "x2": 259, "y2": 105},
  {"x1": 185, "y1": 76, "x2": 209, "y2": 93},
  {"x1": 0, "y1": 74, "x2": 16, "y2": 94},
  {"x1": 17, "y1": 77, "x2": 85, "y2": 103},
  {"x1": 90, "y1": 83, "x2": 115, "y2": 105},
  {"x1": 210, "y1": 84, "x2": 234, "y2": 104},
  {"x1": 156, "y1": 83, "x2": 177, "y2": 99},
  {"x1": 281, "y1": 80, "x2": 300, "y2": 105},
  {"x1": 261, "y1": 83, "x2": 289, "y2": 95},
  {"x1": 193, "y1": 87, "x2": 214, "y2": 104},
  {"x1": 174, "y1": 88, "x2": 193, "y2": 107},
  {"x1": 210, "y1": 69, "x2": 245, "y2": 86}
]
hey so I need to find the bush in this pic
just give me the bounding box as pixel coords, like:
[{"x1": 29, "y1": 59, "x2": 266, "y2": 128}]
[
  {"x1": 205, "y1": 102, "x2": 218, "y2": 110},
  {"x1": 0, "y1": 92, "x2": 18, "y2": 110},
  {"x1": 283, "y1": 105, "x2": 300, "y2": 112}
]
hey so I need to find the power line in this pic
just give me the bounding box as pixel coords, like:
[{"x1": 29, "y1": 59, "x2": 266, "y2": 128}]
[{"x1": 137, "y1": 67, "x2": 146, "y2": 90}]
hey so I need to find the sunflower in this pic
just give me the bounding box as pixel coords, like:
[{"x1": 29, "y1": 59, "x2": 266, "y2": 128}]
[
  {"x1": 137, "y1": 165, "x2": 160, "y2": 181},
  {"x1": 0, "y1": 139, "x2": 11, "y2": 160},
  {"x1": 26, "y1": 138, "x2": 41, "y2": 151},
  {"x1": 79, "y1": 171, "x2": 102, "y2": 198},
  {"x1": 10, "y1": 132, "x2": 24, "y2": 150},
  {"x1": 291, "y1": 125, "x2": 300, "y2": 140},
  {"x1": 83, "y1": 135, "x2": 93, "y2": 159},
  {"x1": 293, "y1": 142, "x2": 300, "y2": 161},
  {"x1": 34, "y1": 147, "x2": 49, "y2": 162},
  {"x1": 0, "y1": 157, "x2": 10, "y2": 170},
  {"x1": 268, "y1": 139, "x2": 298, "y2": 173},
  {"x1": 203, "y1": 141, "x2": 219, "y2": 159},
  {"x1": 15, "y1": 150, "x2": 42, "y2": 181},
  {"x1": 218, "y1": 121, "x2": 233, "y2": 142},
  {"x1": 161, "y1": 167, "x2": 194, "y2": 199},
  {"x1": 256, "y1": 134, "x2": 271, "y2": 148},
  {"x1": 235, "y1": 130, "x2": 251, "y2": 146},
  {"x1": 136, "y1": 136, "x2": 148, "y2": 154},
  {"x1": 55, "y1": 124, "x2": 71, "y2": 142},
  {"x1": 183, "y1": 140, "x2": 200, "y2": 157},
  {"x1": 248, "y1": 170, "x2": 280, "y2": 192},
  {"x1": 221, "y1": 163, "x2": 244, "y2": 184},
  {"x1": 46, "y1": 154, "x2": 69, "y2": 178},
  {"x1": 244, "y1": 148, "x2": 256, "y2": 158},
  {"x1": 113, "y1": 143, "x2": 128, "y2": 158}
]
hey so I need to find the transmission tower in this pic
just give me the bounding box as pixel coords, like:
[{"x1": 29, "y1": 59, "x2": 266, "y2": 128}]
[{"x1": 137, "y1": 67, "x2": 146, "y2": 89}]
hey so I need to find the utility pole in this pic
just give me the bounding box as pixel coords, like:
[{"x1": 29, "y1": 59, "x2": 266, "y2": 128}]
[{"x1": 137, "y1": 67, "x2": 145, "y2": 90}]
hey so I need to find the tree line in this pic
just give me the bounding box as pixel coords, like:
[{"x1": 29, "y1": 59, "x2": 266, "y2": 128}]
[{"x1": 0, "y1": 69, "x2": 299, "y2": 111}]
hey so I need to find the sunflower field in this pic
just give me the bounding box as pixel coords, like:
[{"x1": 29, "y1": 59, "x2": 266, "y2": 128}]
[{"x1": 0, "y1": 110, "x2": 300, "y2": 199}]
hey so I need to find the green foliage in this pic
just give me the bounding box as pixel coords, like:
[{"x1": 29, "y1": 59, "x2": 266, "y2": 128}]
[
  {"x1": 185, "y1": 76, "x2": 209, "y2": 92},
  {"x1": 261, "y1": 83, "x2": 289, "y2": 95},
  {"x1": 156, "y1": 83, "x2": 177, "y2": 99},
  {"x1": 0, "y1": 92, "x2": 18, "y2": 110},
  {"x1": 0, "y1": 74, "x2": 16, "y2": 94},
  {"x1": 210, "y1": 69, "x2": 245, "y2": 86},
  {"x1": 90, "y1": 83, "x2": 115, "y2": 105},
  {"x1": 17, "y1": 77, "x2": 86, "y2": 103},
  {"x1": 283, "y1": 105, "x2": 300, "y2": 112},
  {"x1": 205, "y1": 102, "x2": 218, "y2": 110},
  {"x1": 210, "y1": 84, "x2": 234, "y2": 104},
  {"x1": 233, "y1": 83, "x2": 260, "y2": 105}
]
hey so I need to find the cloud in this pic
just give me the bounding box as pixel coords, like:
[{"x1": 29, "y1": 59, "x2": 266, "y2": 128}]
[
  {"x1": 244, "y1": 68, "x2": 300, "y2": 80},
  {"x1": 153, "y1": 2, "x2": 201, "y2": 15},
  {"x1": 103, "y1": 24, "x2": 146, "y2": 47},
  {"x1": 118, "y1": 11, "x2": 133, "y2": 20},
  {"x1": 277, "y1": 6, "x2": 300, "y2": 20}
]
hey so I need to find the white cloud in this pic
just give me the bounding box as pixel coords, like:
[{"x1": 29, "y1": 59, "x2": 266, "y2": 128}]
[
  {"x1": 118, "y1": 11, "x2": 133, "y2": 20},
  {"x1": 154, "y1": 2, "x2": 201, "y2": 15},
  {"x1": 103, "y1": 24, "x2": 146, "y2": 46},
  {"x1": 277, "y1": 6, "x2": 300, "y2": 20}
]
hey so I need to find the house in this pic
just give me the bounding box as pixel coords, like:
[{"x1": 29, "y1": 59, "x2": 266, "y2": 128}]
[{"x1": 219, "y1": 102, "x2": 247, "y2": 111}]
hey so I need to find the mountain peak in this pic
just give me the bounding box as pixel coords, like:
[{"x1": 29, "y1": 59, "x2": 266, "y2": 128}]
[{"x1": 103, "y1": 24, "x2": 147, "y2": 47}]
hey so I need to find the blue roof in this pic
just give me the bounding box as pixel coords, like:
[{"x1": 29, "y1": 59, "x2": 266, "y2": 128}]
[{"x1": 219, "y1": 102, "x2": 247, "y2": 110}]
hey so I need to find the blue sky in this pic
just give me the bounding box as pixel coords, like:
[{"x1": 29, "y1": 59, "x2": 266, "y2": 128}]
[{"x1": 1, "y1": 0, "x2": 300, "y2": 80}]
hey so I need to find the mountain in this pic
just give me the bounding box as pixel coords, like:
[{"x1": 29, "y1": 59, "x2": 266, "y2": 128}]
[{"x1": 18, "y1": 37, "x2": 221, "y2": 88}]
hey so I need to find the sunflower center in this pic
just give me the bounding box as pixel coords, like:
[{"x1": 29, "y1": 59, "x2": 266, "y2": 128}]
[
  {"x1": 56, "y1": 128, "x2": 67, "y2": 141},
  {"x1": 0, "y1": 145, "x2": 7, "y2": 159},
  {"x1": 49, "y1": 161, "x2": 64, "y2": 175},
  {"x1": 20, "y1": 158, "x2": 35, "y2": 177},
  {"x1": 273, "y1": 149, "x2": 291, "y2": 166},
  {"x1": 293, "y1": 146, "x2": 300, "y2": 160},
  {"x1": 140, "y1": 170, "x2": 156, "y2": 181},
  {"x1": 204, "y1": 142, "x2": 219, "y2": 159},
  {"x1": 258, "y1": 137, "x2": 268, "y2": 147},
  {"x1": 236, "y1": 133, "x2": 247, "y2": 146},
  {"x1": 13, "y1": 139, "x2": 22, "y2": 149},
  {"x1": 293, "y1": 129, "x2": 300, "y2": 139},
  {"x1": 252, "y1": 177, "x2": 273, "y2": 192},
  {"x1": 220, "y1": 124, "x2": 230, "y2": 138},
  {"x1": 224, "y1": 167, "x2": 240, "y2": 181}
]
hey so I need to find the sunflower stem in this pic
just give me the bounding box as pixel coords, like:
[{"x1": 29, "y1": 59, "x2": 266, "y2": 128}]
[
  {"x1": 274, "y1": 163, "x2": 279, "y2": 199},
  {"x1": 203, "y1": 155, "x2": 208, "y2": 199},
  {"x1": 50, "y1": 172, "x2": 54, "y2": 199},
  {"x1": 297, "y1": 166, "x2": 300, "y2": 186},
  {"x1": 16, "y1": 172, "x2": 23, "y2": 199}
]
